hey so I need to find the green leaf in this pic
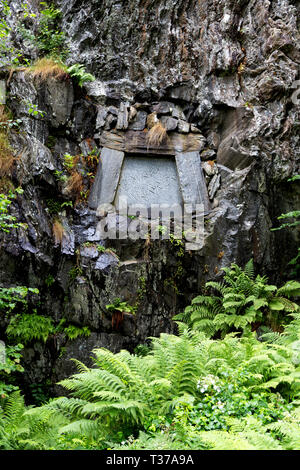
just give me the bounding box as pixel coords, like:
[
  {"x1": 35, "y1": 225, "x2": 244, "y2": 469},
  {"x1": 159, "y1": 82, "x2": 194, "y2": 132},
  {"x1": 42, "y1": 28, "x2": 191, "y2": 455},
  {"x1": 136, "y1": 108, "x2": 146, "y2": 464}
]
[{"x1": 268, "y1": 299, "x2": 285, "y2": 311}]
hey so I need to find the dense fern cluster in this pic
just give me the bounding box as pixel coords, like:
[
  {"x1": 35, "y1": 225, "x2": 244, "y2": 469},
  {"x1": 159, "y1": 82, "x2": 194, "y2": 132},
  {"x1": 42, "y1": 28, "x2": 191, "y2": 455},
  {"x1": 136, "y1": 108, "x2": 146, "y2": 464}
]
[
  {"x1": 174, "y1": 260, "x2": 300, "y2": 338},
  {"x1": 0, "y1": 316, "x2": 299, "y2": 450}
]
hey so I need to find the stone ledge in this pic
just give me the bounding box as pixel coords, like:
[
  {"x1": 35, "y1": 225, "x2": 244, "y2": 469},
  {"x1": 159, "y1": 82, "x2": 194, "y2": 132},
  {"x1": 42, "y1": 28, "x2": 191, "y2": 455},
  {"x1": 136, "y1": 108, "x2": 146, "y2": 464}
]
[{"x1": 99, "y1": 129, "x2": 206, "y2": 155}]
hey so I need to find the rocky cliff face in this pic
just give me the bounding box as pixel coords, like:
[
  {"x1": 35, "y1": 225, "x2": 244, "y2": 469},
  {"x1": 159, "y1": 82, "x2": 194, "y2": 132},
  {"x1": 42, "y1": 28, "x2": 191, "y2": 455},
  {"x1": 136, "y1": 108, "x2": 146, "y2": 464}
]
[{"x1": 0, "y1": 0, "x2": 299, "y2": 395}]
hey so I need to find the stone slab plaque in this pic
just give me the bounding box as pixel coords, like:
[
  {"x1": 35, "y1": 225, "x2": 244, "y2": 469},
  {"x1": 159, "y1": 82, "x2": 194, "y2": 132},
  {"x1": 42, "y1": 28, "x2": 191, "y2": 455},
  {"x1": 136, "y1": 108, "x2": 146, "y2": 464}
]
[
  {"x1": 89, "y1": 147, "x2": 124, "y2": 209},
  {"x1": 0, "y1": 80, "x2": 6, "y2": 105},
  {"x1": 115, "y1": 155, "x2": 183, "y2": 208},
  {"x1": 175, "y1": 151, "x2": 210, "y2": 211}
]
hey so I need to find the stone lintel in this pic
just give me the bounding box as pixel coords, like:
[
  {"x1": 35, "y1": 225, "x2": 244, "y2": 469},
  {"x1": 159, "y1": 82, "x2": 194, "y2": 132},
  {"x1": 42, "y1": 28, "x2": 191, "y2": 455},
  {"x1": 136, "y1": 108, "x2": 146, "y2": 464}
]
[{"x1": 100, "y1": 130, "x2": 205, "y2": 155}]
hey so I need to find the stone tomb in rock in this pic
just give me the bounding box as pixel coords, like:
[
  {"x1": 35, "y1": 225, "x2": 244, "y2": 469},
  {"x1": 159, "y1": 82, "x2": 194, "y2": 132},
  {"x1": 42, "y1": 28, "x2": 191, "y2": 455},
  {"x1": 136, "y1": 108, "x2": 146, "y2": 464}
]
[{"x1": 89, "y1": 130, "x2": 210, "y2": 218}]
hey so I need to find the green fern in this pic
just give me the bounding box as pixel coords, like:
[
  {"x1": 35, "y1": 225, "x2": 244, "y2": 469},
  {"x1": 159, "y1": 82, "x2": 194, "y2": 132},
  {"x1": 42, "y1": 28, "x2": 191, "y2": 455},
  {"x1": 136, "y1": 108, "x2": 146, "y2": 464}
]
[
  {"x1": 175, "y1": 260, "x2": 300, "y2": 338},
  {"x1": 6, "y1": 313, "x2": 55, "y2": 344},
  {"x1": 67, "y1": 64, "x2": 95, "y2": 87}
]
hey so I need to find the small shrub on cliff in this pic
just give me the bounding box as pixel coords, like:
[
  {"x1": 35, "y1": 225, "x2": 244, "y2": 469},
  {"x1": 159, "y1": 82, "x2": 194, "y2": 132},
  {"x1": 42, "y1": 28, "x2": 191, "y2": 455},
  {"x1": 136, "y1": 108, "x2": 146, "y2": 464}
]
[
  {"x1": 0, "y1": 189, "x2": 27, "y2": 233},
  {"x1": 0, "y1": 345, "x2": 24, "y2": 399},
  {"x1": 36, "y1": 2, "x2": 67, "y2": 58},
  {"x1": 63, "y1": 324, "x2": 91, "y2": 340}
]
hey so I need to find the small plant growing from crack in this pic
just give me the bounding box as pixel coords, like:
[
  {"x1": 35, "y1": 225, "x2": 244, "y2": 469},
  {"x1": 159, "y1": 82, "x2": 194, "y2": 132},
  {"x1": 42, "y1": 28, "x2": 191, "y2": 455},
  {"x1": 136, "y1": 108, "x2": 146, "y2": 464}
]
[{"x1": 105, "y1": 298, "x2": 137, "y2": 331}]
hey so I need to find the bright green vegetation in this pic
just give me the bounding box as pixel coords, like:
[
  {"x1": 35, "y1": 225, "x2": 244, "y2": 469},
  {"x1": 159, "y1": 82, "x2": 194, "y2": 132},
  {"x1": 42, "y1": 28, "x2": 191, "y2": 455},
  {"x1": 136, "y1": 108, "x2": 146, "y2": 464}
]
[
  {"x1": 5, "y1": 313, "x2": 91, "y2": 345},
  {"x1": 0, "y1": 189, "x2": 27, "y2": 233},
  {"x1": 0, "y1": 318, "x2": 299, "y2": 450},
  {"x1": 67, "y1": 64, "x2": 95, "y2": 87},
  {"x1": 36, "y1": 2, "x2": 66, "y2": 58},
  {"x1": 105, "y1": 298, "x2": 137, "y2": 315},
  {"x1": 174, "y1": 260, "x2": 300, "y2": 338},
  {"x1": 0, "y1": 344, "x2": 24, "y2": 398}
]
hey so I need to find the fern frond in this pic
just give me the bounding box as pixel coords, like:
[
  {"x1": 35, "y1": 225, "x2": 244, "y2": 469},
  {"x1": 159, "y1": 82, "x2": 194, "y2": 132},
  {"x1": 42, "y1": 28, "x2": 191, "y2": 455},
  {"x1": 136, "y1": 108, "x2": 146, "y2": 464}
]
[
  {"x1": 244, "y1": 259, "x2": 255, "y2": 279},
  {"x1": 277, "y1": 281, "x2": 300, "y2": 298}
]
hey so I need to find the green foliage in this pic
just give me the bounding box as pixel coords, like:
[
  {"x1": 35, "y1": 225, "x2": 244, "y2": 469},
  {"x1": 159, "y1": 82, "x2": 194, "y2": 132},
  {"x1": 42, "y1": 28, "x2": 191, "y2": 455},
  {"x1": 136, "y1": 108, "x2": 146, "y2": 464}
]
[
  {"x1": 63, "y1": 153, "x2": 76, "y2": 170},
  {"x1": 0, "y1": 1, "x2": 23, "y2": 67},
  {"x1": 0, "y1": 320, "x2": 299, "y2": 450},
  {"x1": 36, "y1": 2, "x2": 66, "y2": 58},
  {"x1": 192, "y1": 374, "x2": 292, "y2": 430},
  {"x1": 0, "y1": 344, "x2": 24, "y2": 399},
  {"x1": 53, "y1": 170, "x2": 68, "y2": 182},
  {"x1": 0, "y1": 118, "x2": 22, "y2": 131},
  {"x1": 25, "y1": 101, "x2": 46, "y2": 119},
  {"x1": 0, "y1": 286, "x2": 39, "y2": 313},
  {"x1": 63, "y1": 325, "x2": 91, "y2": 341},
  {"x1": 0, "y1": 391, "x2": 68, "y2": 449},
  {"x1": 0, "y1": 189, "x2": 27, "y2": 233},
  {"x1": 28, "y1": 381, "x2": 51, "y2": 406},
  {"x1": 97, "y1": 244, "x2": 106, "y2": 253},
  {"x1": 174, "y1": 260, "x2": 300, "y2": 338},
  {"x1": 105, "y1": 298, "x2": 137, "y2": 315},
  {"x1": 5, "y1": 310, "x2": 91, "y2": 345},
  {"x1": 134, "y1": 344, "x2": 151, "y2": 357},
  {"x1": 272, "y1": 211, "x2": 300, "y2": 231},
  {"x1": 46, "y1": 198, "x2": 72, "y2": 215},
  {"x1": 6, "y1": 313, "x2": 55, "y2": 344},
  {"x1": 0, "y1": 1, "x2": 66, "y2": 66},
  {"x1": 67, "y1": 64, "x2": 96, "y2": 87},
  {"x1": 68, "y1": 266, "x2": 83, "y2": 282},
  {"x1": 44, "y1": 275, "x2": 55, "y2": 287},
  {"x1": 33, "y1": 324, "x2": 298, "y2": 449}
]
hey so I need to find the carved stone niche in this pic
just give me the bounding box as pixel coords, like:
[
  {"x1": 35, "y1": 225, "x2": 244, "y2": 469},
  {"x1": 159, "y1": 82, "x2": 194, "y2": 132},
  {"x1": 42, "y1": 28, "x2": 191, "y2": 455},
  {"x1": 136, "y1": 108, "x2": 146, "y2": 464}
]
[{"x1": 88, "y1": 130, "x2": 210, "y2": 212}]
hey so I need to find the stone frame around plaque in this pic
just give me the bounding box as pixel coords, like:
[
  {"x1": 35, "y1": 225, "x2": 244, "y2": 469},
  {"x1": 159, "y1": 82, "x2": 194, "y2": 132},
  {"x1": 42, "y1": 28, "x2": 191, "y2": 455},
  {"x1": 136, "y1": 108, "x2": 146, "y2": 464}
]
[{"x1": 88, "y1": 143, "x2": 210, "y2": 212}]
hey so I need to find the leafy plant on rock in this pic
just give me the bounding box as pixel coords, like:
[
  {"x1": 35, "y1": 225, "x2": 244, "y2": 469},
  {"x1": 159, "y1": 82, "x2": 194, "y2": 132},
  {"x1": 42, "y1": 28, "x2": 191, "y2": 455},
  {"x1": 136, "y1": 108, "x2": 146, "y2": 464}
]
[
  {"x1": 0, "y1": 189, "x2": 27, "y2": 233},
  {"x1": 67, "y1": 64, "x2": 96, "y2": 87},
  {"x1": 36, "y1": 2, "x2": 66, "y2": 58},
  {"x1": 0, "y1": 344, "x2": 24, "y2": 399},
  {"x1": 6, "y1": 313, "x2": 55, "y2": 344},
  {"x1": 105, "y1": 298, "x2": 137, "y2": 330}
]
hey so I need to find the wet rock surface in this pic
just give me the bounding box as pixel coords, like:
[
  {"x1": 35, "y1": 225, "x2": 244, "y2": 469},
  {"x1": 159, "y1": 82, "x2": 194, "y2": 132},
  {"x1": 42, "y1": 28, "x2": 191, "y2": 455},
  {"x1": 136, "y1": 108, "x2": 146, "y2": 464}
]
[{"x1": 0, "y1": 0, "x2": 299, "y2": 392}]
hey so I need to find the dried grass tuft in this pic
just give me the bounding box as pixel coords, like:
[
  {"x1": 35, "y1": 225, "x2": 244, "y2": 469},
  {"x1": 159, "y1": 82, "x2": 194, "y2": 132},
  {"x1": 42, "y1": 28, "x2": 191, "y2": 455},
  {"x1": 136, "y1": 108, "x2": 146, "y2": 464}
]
[
  {"x1": 146, "y1": 121, "x2": 167, "y2": 147},
  {"x1": 0, "y1": 106, "x2": 15, "y2": 177},
  {"x1": 65, "y1": 171, "x2": 84, "y2": 199},
  {"x1": 24, "y1": 57, "x2": 69, "y2": 82},
  {"x1": 52, "y1": 219, "x2": 65, "y2": 245}
]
